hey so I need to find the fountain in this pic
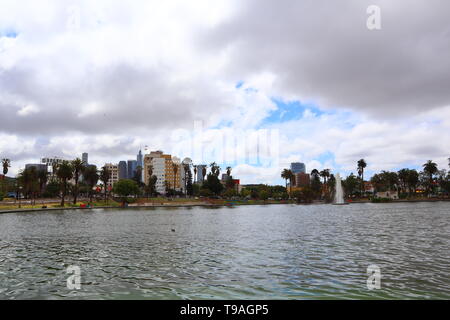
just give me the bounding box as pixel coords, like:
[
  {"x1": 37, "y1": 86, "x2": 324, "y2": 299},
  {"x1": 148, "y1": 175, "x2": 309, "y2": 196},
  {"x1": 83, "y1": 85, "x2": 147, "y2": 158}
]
[{"x1": 333, "y1": 173, "x2": 347, "y2": 205}]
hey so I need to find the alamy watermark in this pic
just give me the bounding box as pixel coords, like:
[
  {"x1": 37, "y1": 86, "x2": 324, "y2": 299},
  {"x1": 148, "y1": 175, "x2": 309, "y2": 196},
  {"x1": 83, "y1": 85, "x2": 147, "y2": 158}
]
[
  {"x1": 366, "y1": 264, "x2": 381, "y2": 290},
  {"x1": 367, "y1": 5, "x2": 381, "y2": 30},
  {"x1": 66, "y1": 265, "x2": 81, "y2": 290}
]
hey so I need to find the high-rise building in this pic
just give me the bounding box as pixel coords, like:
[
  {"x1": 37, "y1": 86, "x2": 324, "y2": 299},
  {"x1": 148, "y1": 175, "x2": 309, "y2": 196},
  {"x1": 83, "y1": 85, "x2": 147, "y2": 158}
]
[
  {"x1": 137, "y1": 150, "x2": 144, "y2": 182},
  {"x1": 82, "y1": 153, "x2": 88, "y2": 165},
  {"x1": 196, "y1": 164, "x2": 207, "y2": 184},
  {"x1": 290, "y1": 162, "x2": 306, "y2": 174},
  {"x1": 143, "y1": 151, "x2": 182, "y2": 194},
  {"x1": 118, "y1": 161, "x2": 127, "y2": 180},
  {"x1": 127, "y1": 160, "x2": 137, "y2": 180}
]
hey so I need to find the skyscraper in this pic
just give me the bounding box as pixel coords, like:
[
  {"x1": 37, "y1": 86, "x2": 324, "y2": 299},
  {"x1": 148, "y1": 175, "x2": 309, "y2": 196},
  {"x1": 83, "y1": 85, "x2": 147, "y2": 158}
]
[
  {"x1": 127, "y1": 160, "x2": 137, "y2": 180},
  {"x1": 137, "y1": 150, "x2": 144, "y2": 182},
  {"x1": 290, "y1": 162, "x2": 306, "y2": 174},
  {"x1": 82, "y1": 152, "x2": 88, "y2": 165},
  {"x1": 118, "y1": 161, "x2": 127, "y2": 180}
]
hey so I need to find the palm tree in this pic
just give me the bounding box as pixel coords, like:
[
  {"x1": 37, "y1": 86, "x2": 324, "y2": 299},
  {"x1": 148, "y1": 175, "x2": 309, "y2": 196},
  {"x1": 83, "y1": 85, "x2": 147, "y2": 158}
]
[
  {"x1": 210, "y1": 162, "x2": 221, "y2": 177},
  {"x1": 71, "y1": 158, "x2": 85, "y2": 204},
  {"x1": 226, "y1": 166, "x2": 232, "y2": 178},
  {"x1": 423, "y1": 160, "x2": 438, "y2": 194},
  {"x1": 56, "y1": 161, "x2": 73, "y2": 206},
  {"x1": 99, "y1": 166, "x2": 111, "y2": 202},
  {"x1": 2, "y1": 158, "x2": 11, "y2": 175},
  {"x1": 193, "y1": 165, "x2": 197, "y2": 184},
  {"x1": 281, "y1": 169, "x2": 290, "y2": 190},
  {"x1": 357, "y1": 159, "x2": 367, "y2": 195},
  {"x1": 83, "y1": 165, "x2": 99, "y2": 203}
]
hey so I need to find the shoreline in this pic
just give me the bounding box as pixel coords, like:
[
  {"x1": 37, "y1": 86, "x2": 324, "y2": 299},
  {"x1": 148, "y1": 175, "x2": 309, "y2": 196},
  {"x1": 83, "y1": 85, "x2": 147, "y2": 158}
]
[{"x1": 1, "y1": 198, "x2": 449, "y2": 215}]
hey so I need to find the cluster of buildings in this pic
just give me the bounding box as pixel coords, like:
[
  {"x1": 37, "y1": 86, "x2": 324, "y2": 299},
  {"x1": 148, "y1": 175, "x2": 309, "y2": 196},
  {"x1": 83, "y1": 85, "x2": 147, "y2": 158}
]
[
  {"x1": 290, "y1": 162, "x2": 310, "y2": 188},
  {"x1": 24, "y1": 149, "x2": 242, "y2": 195}
]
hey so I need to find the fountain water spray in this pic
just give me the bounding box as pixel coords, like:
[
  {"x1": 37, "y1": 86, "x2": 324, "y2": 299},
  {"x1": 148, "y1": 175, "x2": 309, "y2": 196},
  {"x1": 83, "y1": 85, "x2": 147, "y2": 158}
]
[{"x1": 334, "y1": 173, "x2": 346, "y2": 205}]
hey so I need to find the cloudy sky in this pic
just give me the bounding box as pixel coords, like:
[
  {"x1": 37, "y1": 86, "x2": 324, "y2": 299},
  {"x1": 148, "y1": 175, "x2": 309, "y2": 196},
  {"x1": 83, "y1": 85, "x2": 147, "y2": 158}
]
[{"x1": 1, "y1": 0, "x2": 449, "y2": 184}]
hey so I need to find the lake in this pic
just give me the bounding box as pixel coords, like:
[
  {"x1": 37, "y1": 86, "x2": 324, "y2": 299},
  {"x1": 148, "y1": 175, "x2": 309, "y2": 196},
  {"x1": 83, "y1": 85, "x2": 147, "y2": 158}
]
[{"x1": 0, "y1": 202, "x2": 449, "y2": 299}]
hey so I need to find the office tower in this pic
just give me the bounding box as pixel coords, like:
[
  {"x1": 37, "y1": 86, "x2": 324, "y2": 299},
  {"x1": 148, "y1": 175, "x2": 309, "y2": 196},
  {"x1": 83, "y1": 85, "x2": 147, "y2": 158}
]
[
  {"x1": 127, "y1": 160, "x2": 137, "y2": 180},
  {"x1": 290, "y1": 162, "x2": 306, "y2": 174},
  {"x1": 118, "y1": 161, "x2": 127, "y2": 180},
  {"x1": 82, "y1": 153, "x2": 88, "y2": 165}
]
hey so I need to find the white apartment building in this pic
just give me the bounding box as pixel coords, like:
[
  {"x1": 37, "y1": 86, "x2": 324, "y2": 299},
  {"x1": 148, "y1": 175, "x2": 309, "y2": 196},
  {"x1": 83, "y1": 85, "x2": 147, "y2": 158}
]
[{"x1": 143, "y1": 151, "x2": 183, "y2": 195}]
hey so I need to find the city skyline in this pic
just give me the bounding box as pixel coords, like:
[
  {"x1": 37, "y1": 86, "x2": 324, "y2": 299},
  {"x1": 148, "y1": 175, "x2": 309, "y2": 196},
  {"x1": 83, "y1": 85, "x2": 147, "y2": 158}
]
[{"x1": 1, "y1": 1, "x2": 450, "y2": 185}]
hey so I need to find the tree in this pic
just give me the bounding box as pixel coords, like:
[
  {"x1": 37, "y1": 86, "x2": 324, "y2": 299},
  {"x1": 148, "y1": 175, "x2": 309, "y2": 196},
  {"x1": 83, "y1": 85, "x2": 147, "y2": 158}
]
[
  {"x1": 186, "y1": 166, "x2": 193, "y2": 196},
  {"x1": 357, "y1": 159, "x2": 367, "y2": 195},
  {"x1": 146, "y1": 175, "x2": 157, "y2": 198},
  {"x1": 2, "y1": 158, "x2": 11, "y2": 175},
  {"x1": 423, "y1": 160, "x2": 438, "y2": 194},
  {"x1": 193, "y1": 165, "x2": 197, "y2": 184},
  {"x1": 202, "y1": 173, "x2": 223, "y2": 195},
  {"x1": 71, "y1": 158, "x2": 85, "y2": 204},
  {"x1": 226, "y1": 166, "x2": 232, "y2": 177},
  {"x1": 210, "y1": 162, "x2": 221, "y2": 177},
  {"x1": 134, "y1": 165, "x2": 143, "y2": 186},
  {"x1": 259, "y1": 189, "x2": 269, "y2": 201},
  {"x1": 406, "y1": 169, "x2": 419, "y2": 196},
  {"x1": 56, "y1": 161, "x2": 73, "y2": 206},
  {"x1": 113, "y1": 179, "x2": 140, "y2": 205},
  {"x1": 18, "y1": 167, "x2": 39, "y2": 203},
  {"x1": 310, "y1": 169, "x2": 322, "y2": 198},
  {"x1": 83, "y1": 165, "x2": 99, "y2": 203},
  {"x1": 343, "y1": 173, "x2": 359, "y2": 198},
  {"x1": 281, "y1": 169, "x2": 290, "y2": 190},
  {"x1": 37, "y1": 169, "x2": 48, "y2": 197},
  {"x1": 99, "y1": 166, "x2": 111, "y2": 202}
]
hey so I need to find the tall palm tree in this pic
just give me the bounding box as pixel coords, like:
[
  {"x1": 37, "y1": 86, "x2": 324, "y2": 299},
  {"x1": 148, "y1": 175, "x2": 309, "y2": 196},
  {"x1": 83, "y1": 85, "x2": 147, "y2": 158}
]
[
  {"x1": 83, "y1": 165, "x2": 99, "y2": 203},
  {"x1": 183, "y1": 164, "x2": 191, "y2": 196},
  {"x1": 423, "y1": 160, "x2": 438, "y2": 194},
  {"x1": 210, "y1": 162, "x2": 221, "y2": 177},
  {"x1": 2, "y1": 158, "x2": 11, "y2": 175},
  {"x1": 357, "y1": 159, "x2": 367, "y2": 195},
  {"x1": 99, "y1": 166, "x2": 111, "y2": 202},
  {"x1": 226, "y1": 166, "x2": 232, "y2": 178},
  {"x1": 56, "y1": 161, "x2": 73, "y2": 206},
  {"x1": 281, "y1": 169, "x2": 290, "y2": 191},
  {"x1": 193, "y1": 165, "x2": 197, "y2": 184},
  {"x1": 71, "y1": 158, "x2": 85, "y2": 204}
]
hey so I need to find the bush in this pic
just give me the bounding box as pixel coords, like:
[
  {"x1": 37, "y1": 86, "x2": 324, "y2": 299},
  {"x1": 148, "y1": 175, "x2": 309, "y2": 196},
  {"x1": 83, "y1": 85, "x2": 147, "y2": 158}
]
[{"x1": 0, "y1": 191, "x2": 4, "y2": 201}]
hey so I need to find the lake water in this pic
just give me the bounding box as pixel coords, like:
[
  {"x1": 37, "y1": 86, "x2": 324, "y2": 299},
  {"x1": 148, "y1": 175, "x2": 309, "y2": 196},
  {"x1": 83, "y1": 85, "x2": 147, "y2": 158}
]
[{"x1": 0, "y1": 202, "x2": 449, "y2": 299}]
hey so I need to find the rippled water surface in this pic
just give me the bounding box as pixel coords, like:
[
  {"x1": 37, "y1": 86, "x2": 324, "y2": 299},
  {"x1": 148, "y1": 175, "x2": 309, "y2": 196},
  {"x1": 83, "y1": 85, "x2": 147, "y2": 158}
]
[{"x1": 0, "y1": 203, "x2": 449, "y2": 299}]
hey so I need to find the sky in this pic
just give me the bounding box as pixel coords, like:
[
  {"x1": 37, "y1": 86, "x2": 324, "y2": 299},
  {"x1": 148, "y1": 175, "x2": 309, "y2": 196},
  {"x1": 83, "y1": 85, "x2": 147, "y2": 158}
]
[{"x1": 1, "y1": 0, "x2": 449, "y2": 185}]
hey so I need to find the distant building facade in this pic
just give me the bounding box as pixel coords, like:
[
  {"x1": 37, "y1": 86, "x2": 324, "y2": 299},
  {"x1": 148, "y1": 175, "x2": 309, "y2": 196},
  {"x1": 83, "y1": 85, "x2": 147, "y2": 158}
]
[
  {"x1": 290, "y1": 162, "x2": 306, "y2": 174},
  {"x1": 295, "y1": 172, "x2": 310, "y2": 187},
  {"x1": 25, "y1": 163, "x2": 48, "y2": 173}
]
